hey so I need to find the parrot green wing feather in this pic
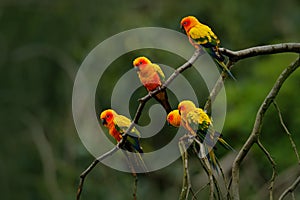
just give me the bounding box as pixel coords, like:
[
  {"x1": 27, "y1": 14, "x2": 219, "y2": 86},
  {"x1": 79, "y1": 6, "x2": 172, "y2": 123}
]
[
  {"x1": 189, "y1": 25, "x2": 219, "y2": 46},
  {"x1": 186, "y1": 110, "x2": 201, "y2": 132},
  {"x1": 152, "y1": 63, "x2": 165, "y2": 82},
  {"x1": 114, "y1": 115, "x2": 141, "y2": 137},
  {"x1": 113, "y1": 115, "x2": 130, "y2": 132},
  {"x1": 114, "y1": 114, "x2": 143, "y2": 153}
]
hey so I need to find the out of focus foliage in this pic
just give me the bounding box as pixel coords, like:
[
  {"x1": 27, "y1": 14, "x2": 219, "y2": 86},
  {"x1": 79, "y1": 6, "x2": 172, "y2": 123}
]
[{"x1": 0, "y1": 0, "x2": 299, "y2": 199}]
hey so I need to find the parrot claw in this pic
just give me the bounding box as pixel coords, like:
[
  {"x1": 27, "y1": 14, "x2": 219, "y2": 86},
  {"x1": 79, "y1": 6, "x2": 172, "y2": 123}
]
[
  {"x1": 155, "y1": 85, "x2": 162, "y2": 91},
  {"x1": 186, "y1": 134, "x2": 196, "y2": 144}
]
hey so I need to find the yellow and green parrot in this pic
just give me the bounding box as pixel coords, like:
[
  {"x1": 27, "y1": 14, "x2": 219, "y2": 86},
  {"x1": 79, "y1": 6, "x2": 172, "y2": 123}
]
[
  {"x1": 180, "y1": 16, "x2": 236, "y2": 80},
  {"x1": 177, "y1": 100, "x2": 233, "y2": 150},
  {"x1": 177, "y1": 100, "x2": 234, "y2": 170},
  {"x1": 100, "y1": 109, "x2": 143, "y2": 153},
  {"x1": 133, "y1": 56, "x2": 172, "y2": 113}
]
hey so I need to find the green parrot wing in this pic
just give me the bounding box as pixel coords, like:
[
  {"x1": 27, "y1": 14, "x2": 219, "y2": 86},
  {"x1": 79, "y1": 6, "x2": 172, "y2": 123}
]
[
  {"x1": 186, "y1": 110, "x2": 201, "y2": 132},
  {"x1": 195, "y1": 108, "x2": 211, "y2": 131},
  {"x1": 114, "y1": 114, "x2": 141, "y2": 138},
  {"x1": 189, "y1": 24, "x2": 219, "y2": 47},
  {"x1": 152, "y1": 63, "x2": 165, "y2": 82},
  {"x1": 114, "y1": 114, "x2": 143, "y2": 153}
]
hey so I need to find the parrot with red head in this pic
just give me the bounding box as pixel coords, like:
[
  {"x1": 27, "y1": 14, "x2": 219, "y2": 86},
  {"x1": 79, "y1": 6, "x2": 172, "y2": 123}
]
[
  {"x1": 180, "y1": 16, "x2": 236, "y2": 80},
  {"x1": 133, "y1": 56, "x2": 172, "y2": 113}
]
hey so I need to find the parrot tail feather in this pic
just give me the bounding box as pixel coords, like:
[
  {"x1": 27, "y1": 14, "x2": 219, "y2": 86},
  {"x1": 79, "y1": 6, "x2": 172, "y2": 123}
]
[{"x1": 153, "y1": 90, "x2": 173, "y2": 113}]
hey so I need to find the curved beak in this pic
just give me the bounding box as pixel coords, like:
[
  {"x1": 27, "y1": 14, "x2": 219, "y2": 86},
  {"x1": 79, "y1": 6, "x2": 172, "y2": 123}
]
[
  {"x1": 180, "y1": 24, "x2": 185, "y2": 33},
  {"x1": 134, "y1": 66, "x2": 140, "y2": 71},
  {"x1": 101, "y1": 118, "x2": 107, "y2": 125}
]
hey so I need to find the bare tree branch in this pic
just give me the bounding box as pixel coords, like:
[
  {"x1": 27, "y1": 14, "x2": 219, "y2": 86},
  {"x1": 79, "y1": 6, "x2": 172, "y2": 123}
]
[
  {"x1": 204, "y1": 60, "x2": 234, "y2": 112},
  {"x1": 76, "y1": 145, "x2": 120, "y2": 200},
  {"x1": 206, "y1": 43, "x2": 300, "y2": 112},
  {"x1": 193, "y1": 144, "x2": 223, "y2": 200},
  {"x1": 256, "y1": 139, "x2": 277, "y2": 200},
  {"x1": 273, "y1": 101, "x2": 300, "y2": 165},
  {"x1": 132, "y1": 174, "x2": 138, "y2": 200},
  {"x1": 220, "y1": 43, "x2": 300, "y2": 62},
  {"x1": 279, "y1": 176, "x2": 300, "y2": 200},
  {"x1": 77, "y1": 43, "x2": 300, "y2": 200},
  {"x1": 231, "y1": 57, "x2": 300, "y2": 200},
  {"x1": 179, "y1": 139, "x2": 191, "y2": 200}
]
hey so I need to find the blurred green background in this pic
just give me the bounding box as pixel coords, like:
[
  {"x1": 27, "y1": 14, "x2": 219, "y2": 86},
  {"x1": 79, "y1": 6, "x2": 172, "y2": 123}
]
[{"x1": 1, "y1": 0, "x2": 299, "y2": 199}]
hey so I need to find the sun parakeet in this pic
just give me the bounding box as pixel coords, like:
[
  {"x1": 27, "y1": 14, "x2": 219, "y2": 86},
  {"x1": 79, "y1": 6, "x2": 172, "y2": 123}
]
[
  {"x1": 167, "y1": 109, "x2": 181, "y2": 127},
  {"x1": 133, "y1": 56, "x2": 172, "y2": 113},
  {"x1": 100, "y1": 109, "x2": 143, "y2": 153},
  {"x1": 178, "y1": 100, "x2": 233, "y2": 151},
  {"x1": 178, "y1": 100, "x2": 234, "y2": 170},
  {"x1": 180, "y1": 16, "x2": 236, "y2": 80}
]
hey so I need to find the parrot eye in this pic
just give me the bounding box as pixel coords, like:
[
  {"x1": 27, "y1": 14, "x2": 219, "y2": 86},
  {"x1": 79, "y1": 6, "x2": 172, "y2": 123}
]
[
  {"x1": 139, "y1": 61, "x2": 143, "y2": 65},
  {"x1": 183, "y1": 21, "x2": 188, "y2": 26}
]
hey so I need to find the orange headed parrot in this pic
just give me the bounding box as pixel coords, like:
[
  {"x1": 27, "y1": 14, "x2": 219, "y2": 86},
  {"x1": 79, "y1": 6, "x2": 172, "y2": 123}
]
[
  {"x1": 100, "y1": 109, "x2": 143, "y2": 153},
  {"x1": 133, "y1": 56, "x2": 172, "y2": 113},
  {"x1": 167, "y1": 109, "x2": 181, "y2": 127},
  {"x1": 180, "y1": 16, "x2": 236, "y2": 80},
  {"x1": 178, "y1": 100, "x2": 233, "y2": 151},
  {"x1": 178, "y1": 100, "x2": 234, "y2": 170}
]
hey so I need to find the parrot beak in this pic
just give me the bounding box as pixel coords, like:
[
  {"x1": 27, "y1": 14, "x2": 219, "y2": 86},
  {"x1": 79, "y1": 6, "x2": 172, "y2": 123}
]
[
  {"x1": 180, "y1": 24, "x2": 185, "y2": 34},
  {"x1": 134, "y1": 66, "x2": 140, "y2": 71},
  {"x1": 101, "y1": 118, "x2": 107, "y2": 125}
]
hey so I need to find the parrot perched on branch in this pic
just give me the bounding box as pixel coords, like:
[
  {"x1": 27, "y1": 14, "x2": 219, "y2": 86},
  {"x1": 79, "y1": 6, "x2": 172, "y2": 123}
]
[
  {"x1": 100, "y1": 109, "x2": 143, "y2": 153},
  {"x1": 133, "y1": 56, "x2": 172, "y2": 113},
  {"x1": 180, "y1": 16, "x2": 236, "y2": 80},
  {"x1": 100, "y1": 109, "x2": 148, "y2": 173},
  {"x1": 177, "y1": 100, "x2": 233, "y2": 151},
  {"x1": 170, "y1": 100, "x2": 233, "y2": 170}
]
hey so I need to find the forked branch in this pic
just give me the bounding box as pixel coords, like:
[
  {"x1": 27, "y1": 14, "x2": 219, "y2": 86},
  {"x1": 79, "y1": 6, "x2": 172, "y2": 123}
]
[
  {"x1": 231, "y1": 57, "x2": 300, "y2": 200},
  {"x1": 77, "y1": 43, "x2": 300, "y2": 200},
  {"x1": 220, "y1": 43, "x2": 300, "y2": 62}
]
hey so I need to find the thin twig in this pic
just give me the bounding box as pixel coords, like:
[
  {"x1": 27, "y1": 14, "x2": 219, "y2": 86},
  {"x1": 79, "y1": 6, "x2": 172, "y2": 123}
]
[
  {"x1": 273, "y1": 101, "x2": 300, "y2": 165},
  {"x1": 202, "y1": 147, "x2": 215, "y2": 200},
  {"x1": 256, "y1": 139, "x2": 277, "y2": 200},
  {"x1": 192, "y1": 182, "x2": 209, "y2": 199},
  {"x1": 220, "y1": 43, "x2": 300, "y2": 62},
  {"x1": 179, "y1": 139, "x2": 191, "y2": 200},
  {"x1": 231, "y1": 57, "x2": 300, "y2": 200},
  {"x1": 76, "y1": 145, "x2": 120, "y2": 200},
  {"x1": 278, "y1": 176, "x2": 300, "y2": 200},
  {"x1": 204, "y1": 61, "x2": 234, "y2": 113},
  {"x1": 133, "y1": 175, "x2": 138, "y2": 200},
  {"x1": 121, "y1": 150, "x2": 140, "y2": 200},
  {"x1": 215, "y1": 158, "x2": 231, "y2": 200},
  {"x1": 193, "y1": 144, "x2": 219, "y2": 200}
]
